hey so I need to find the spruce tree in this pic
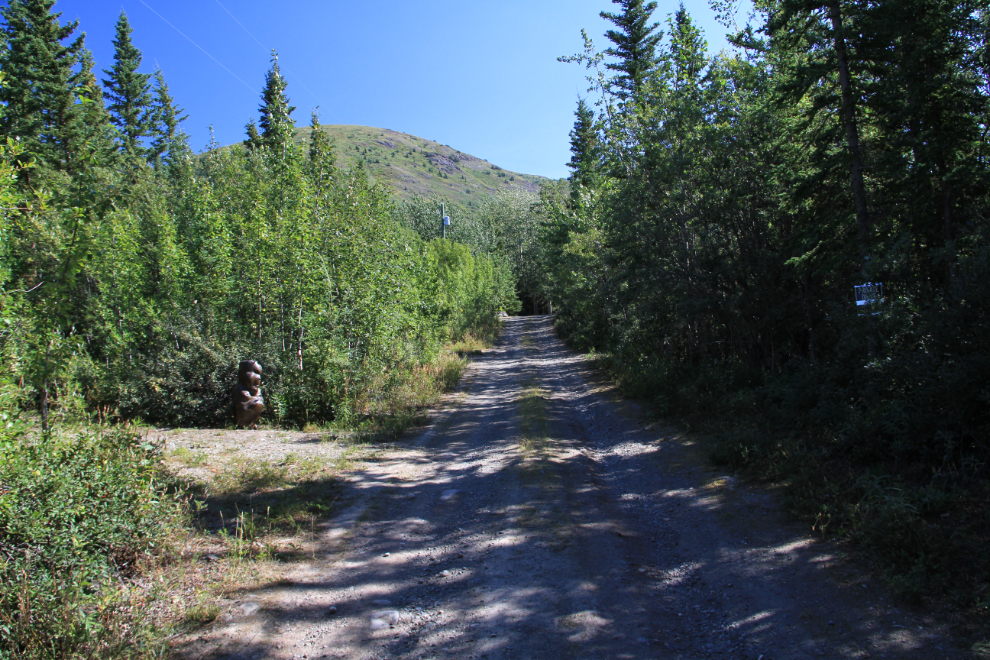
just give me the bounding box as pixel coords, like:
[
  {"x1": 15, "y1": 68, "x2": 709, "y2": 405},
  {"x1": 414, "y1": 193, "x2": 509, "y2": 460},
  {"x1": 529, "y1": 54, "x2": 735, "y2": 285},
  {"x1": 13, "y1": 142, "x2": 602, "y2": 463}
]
[
  {"x1": 764, "y1": 0, "x2": 873, "y2": 275},
  {"x1": 74, "y1": 48, "x2": 116, "y2": 165},
  {"x1": 669, "y1": 4, "x2": 707, "y2": 88},
  {"x1": 244, "y1": 118, "x2": 262, "y2": 152},
  {"x1": 308, "y1": 110, "x2": 335, "y2": 184},
  {"x1": 856, "y1": 0, "x2": 988, "y2": 288},
  {"x1": 103, "y1": 11, "x2": 153, "y2": 157},
  {"x1": 567, "y1": 98, "x2": 600, "y2": 201},
  {"x1": 148, "y1": 68, "x2": 189, "y2": 168},
  {"x1": 258, "y1": 52, "x2": 296, "y2": 154},
  {"x1": 0, "y1": 0, "x2": 85, "y2": 171},
  {"x1": 600, "y1": 0, "x2": 663, "y2": 100}
]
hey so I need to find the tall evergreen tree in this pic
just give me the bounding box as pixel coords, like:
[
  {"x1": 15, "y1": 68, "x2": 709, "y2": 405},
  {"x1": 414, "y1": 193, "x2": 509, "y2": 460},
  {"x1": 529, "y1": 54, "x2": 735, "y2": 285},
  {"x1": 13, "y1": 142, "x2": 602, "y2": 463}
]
[
  {"x1": 764, "y1": 0, "x2": 873, "y2": 275},
  {"x1": 103, "y1": 11, "x2": 153, "y2": 157},
  {"x1": 74, "y1": 48, "x2": 115, "y2": 164},
  {"x1": 857, "y1": 0, "x2": 989, "y2": 289},
  {"x1": 148, "y1": 68, "x2": 189, "y2": 168},
  {"x1": 567, "y1": 98, "x2": 600, "y2": 201},
  {"x1": 600, "y1": 0, "x2": 663, "y2": 100},
  {"x1": 0, "y1": 0, "x2": 85, "y2": 172},
  {"x1": 307, "y1": 110, "x2": 335, "y2": 188},
  {"x1": 258, "y1": 52, "x2": 295, "y2": 154},
  {"x1": 669, "y1": 4, "x2": 707, "y2": 87}
]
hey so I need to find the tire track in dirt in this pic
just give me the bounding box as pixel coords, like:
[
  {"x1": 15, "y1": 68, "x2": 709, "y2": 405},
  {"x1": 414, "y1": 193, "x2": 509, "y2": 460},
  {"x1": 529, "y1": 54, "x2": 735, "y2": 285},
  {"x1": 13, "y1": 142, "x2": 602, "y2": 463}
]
[{"x1": 175, "y1": 315, "x2": 971, "y2": 660}]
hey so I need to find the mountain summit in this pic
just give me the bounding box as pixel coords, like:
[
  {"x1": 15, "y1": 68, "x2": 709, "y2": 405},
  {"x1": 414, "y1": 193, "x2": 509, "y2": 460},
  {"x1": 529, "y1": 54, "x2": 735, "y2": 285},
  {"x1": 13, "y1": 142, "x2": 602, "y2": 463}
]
[{"x1": 292, "y1": 124, "x2": 548, "y2": 211}]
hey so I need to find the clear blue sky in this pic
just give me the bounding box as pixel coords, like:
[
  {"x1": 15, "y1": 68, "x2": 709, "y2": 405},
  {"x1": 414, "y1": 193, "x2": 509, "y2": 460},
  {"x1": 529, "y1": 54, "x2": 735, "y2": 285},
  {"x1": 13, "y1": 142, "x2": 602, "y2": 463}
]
[{"x1": 48, "y1": 0, "x2": 746, "y2": 179}]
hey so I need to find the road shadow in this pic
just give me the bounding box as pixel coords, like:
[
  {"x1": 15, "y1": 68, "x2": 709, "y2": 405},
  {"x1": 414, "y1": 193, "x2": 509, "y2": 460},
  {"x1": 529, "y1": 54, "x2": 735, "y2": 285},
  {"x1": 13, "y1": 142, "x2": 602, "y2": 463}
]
[{"x1": 173, "y1": 316, "x2": 967, "y2": 660}]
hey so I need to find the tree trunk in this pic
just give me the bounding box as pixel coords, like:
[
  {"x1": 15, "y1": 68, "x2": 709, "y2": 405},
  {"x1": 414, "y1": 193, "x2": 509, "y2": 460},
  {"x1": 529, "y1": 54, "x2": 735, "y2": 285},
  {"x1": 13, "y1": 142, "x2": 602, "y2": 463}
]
[
  {"x1": 40, "y1": 378, "x2": 49, "y2": 433},
  {"x1": 827, "y1": 0, "x2": 871, "y2": 277},
  {"x1": 298, "y1": 303, "x2": 304, "y2": 370},
  {"x1": 40, "y1": 343, "x2": 51, "y2": 433},
  {"x1": 940, "y1": 166, "x2": 955, "y2": 284},
  {"x1": 803, "y1": 270, "x2": 817, "y2": 364}
]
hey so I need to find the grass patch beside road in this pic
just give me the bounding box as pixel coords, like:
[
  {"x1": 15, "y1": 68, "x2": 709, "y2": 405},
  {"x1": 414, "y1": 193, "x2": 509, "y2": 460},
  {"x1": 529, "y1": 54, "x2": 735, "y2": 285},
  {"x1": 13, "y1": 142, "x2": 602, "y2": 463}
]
[
  {"x1": 339, "y1": 342, "x2": 477, "y2": 442},
  {"x1": 448, "y1": 332, "x2": 490, "y2": 356},
  {"x1": 189, "y1": 450, "x2": 350, "y2": 554}
]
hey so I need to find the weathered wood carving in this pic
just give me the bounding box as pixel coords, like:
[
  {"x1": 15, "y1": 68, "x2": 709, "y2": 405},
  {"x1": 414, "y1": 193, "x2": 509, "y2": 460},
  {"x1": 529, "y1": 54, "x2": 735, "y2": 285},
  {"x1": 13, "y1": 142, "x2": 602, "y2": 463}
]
[{"x1": 233, "y1": 360, "x2": 265, "y2": 429}]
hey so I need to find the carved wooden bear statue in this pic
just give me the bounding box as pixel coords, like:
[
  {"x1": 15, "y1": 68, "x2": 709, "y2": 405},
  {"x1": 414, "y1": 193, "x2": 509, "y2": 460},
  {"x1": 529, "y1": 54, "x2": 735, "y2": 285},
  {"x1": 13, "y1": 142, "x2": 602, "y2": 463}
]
[{"x1": 233, "y1": 360, "x2": 265, "y2": 429}]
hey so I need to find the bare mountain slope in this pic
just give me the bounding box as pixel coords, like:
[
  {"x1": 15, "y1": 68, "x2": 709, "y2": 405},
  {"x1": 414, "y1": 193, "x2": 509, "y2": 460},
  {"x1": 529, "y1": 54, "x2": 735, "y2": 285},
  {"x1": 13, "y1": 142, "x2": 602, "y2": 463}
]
[{"x1": 292, "y1": 124, "x2": 550, "y2": 213}]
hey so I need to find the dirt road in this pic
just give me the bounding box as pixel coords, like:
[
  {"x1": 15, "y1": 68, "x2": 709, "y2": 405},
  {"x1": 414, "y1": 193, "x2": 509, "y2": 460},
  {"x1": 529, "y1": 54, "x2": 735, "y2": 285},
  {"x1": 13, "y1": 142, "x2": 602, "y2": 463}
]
[{"x1": 177, "y1": 315, "x2": 969, "y2": 660}]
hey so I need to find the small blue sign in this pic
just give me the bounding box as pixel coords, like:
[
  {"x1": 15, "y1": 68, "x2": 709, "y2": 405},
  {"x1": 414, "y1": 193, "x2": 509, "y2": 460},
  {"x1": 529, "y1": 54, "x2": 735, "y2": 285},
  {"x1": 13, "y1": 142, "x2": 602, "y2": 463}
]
[
  {"x1": 855, "y1": 282, "x2": 883, "y2": 307},
  {"x1": 443, "y1": 216, "x2": 450, "y2": 226}
]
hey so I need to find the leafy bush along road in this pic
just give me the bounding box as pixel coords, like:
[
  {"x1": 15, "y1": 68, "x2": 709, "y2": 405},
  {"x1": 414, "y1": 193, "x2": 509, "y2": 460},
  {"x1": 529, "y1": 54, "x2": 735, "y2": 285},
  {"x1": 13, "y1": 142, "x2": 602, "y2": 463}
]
[
  {"x1": 0, "y1": 417, "x2": 187, "y2": 659},
  {"x1": 174, "y1": 316, "x2": 970, "y2": 660}
]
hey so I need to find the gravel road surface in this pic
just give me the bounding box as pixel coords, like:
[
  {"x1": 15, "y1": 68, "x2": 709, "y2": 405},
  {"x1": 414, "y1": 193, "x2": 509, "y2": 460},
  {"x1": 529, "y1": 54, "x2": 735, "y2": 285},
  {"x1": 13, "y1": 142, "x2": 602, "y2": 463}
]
[{"x1": 176, "y1": 315, "x2": 970, "y2": 660}]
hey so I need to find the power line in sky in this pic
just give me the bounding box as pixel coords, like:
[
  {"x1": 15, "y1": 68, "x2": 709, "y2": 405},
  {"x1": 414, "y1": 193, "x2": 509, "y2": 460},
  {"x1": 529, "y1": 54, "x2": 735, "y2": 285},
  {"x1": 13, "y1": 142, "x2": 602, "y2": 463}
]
[
  {"x1": 212, "y1": 0, "x2": 335, "y2": 119},
  {"x1": 212, "y1": 0, "x2": 267, "y2": 52},
  {"x1": 136, "y1": 0, "x2": 257, "y2": 94}
]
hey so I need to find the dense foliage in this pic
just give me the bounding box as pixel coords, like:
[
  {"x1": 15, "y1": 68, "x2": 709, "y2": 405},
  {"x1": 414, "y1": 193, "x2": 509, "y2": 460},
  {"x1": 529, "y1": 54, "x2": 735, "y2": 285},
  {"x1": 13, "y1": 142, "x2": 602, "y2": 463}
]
[
  {"x1": 0, "y1": 3, "x2": 525, "y2": 656},
  {"x1": 546, "y1": 0, "x2": 990, "y2": 605},
  {"x1": 0, "y1": 12, "x2": 516, "y2": 431},
  {"x1": 395, "y1": 190, "x2": 548, "y2": 314},
  {"x1": 0, "y1": 390, "x2": 184, "y2": 659}
]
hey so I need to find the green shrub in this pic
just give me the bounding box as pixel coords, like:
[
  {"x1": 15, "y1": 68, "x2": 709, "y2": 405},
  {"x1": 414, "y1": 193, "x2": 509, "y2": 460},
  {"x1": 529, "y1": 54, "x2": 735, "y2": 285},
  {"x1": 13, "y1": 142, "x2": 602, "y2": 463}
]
[{"x1": 0, "y1": 393, "x2": 185, "y2": 659}]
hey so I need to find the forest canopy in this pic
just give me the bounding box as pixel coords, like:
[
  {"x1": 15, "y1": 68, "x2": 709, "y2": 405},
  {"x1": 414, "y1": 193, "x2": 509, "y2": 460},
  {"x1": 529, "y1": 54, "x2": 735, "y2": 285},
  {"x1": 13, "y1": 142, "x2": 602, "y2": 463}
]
[
  {"x1": 0, "y1": 2, "x2": 528, "y2": 432},
  {"x1": 542, "y1": 0, "x2": 990, "y2": 605}
]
